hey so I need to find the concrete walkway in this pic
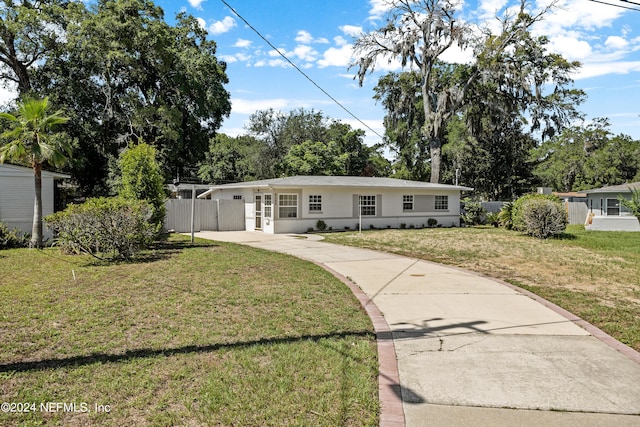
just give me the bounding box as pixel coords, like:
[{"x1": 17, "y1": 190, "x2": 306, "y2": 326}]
[{"x1": 194, "y1": 231, "x2": 640, "y2": 426}]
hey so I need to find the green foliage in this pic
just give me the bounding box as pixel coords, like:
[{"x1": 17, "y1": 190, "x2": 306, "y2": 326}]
[
  {"x1": 45, "y1": 197, "x2": 159, "y2": 260},
  {"x1": 197, "y1": 134, "x2": 261, "y2": 184},
  {"x1": 427, "y1": 218, "x2": 438, "y2": 227},
  {"x1": 619, "y1": 188, "x2": 640, "y2": 221},
  {"x1": 486, "y1": 212, "x2": 500, "y2": 227},
  {"x1": 0, "y1": 97, "x2": 71, "y2": 248},
  {"x1": 28, "y1": 0, "x2": 231, "y2": 194},
  {"x1": 116, "y1": 141, "x2": 166, "y2": 227},
  {"x1": 532, "y1": 119, "x2": 640, "y2": 192},
  {"x1": 498, "y1": 202, "x2": 514, "y2": 229},
  {"x1": 520, "y1": 198, "x2": 568, "y2": 239},
  {"x1": 0, "y1": 222, "x2": 29, "y2": 249},
  {"x1": 316, "y1": 220, "x2": 327, "y2": 232},
  {"x1": 283, "y1": 140, "x2": 346, "y2": 176},
  {"x1": 511, "y1": 193, "x2": 563, "y2": 232},
  {"x1": 461, "y1": 199, "x2": 486, "y2": 226}
]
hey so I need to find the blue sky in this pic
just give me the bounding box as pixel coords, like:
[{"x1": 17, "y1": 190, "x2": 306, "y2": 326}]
[{"x1": 153, "y1": 0, "x2": 640, "y2": 146}]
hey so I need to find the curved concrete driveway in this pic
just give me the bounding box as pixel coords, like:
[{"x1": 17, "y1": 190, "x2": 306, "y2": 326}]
[{"x1": 194, "y1": 231, "x2": 640, "y2": 427}]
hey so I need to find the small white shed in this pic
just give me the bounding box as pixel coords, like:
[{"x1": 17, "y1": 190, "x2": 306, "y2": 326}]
[
  {"x1": 0, "y1": 163, "x2": 70, "y2": 239},
  {"x1": 198, "y1": 176, "x2": 472, "y2": 234}
]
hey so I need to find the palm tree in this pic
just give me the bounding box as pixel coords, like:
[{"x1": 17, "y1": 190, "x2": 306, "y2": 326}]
[{"x1": 0, "y1": 97, "x2": 71, "y2": 248}]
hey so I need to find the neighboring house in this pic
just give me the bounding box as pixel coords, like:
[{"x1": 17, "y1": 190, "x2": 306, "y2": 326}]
[
  {"x1": 0, "y1": 163, "x2": 70, "y2": 238},
  {"x1": 584, "y1": 182, "x2": 640, "y2": 232},
  {"x1": 197, "y1": 175, "x2": 472, "y2": 234}
]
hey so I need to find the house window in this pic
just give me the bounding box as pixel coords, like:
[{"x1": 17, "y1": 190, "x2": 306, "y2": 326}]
[
  {"x1": 279, "y1": 194, "x2": 298, "y2": 218},
  {"x1": 264, "y1": 194, "x2": 272, "y2": 218},
  {"x1": 606, "y1": 198, "x2": 620, "y2": 216},
  {"x1": 233, "y1": 195, "x2": 243, "y2": 200},
  {"x1": 309, "y1": 195, "x2": 322, "y2": 212},
  {"x1": 435, "y1": 195, "x2": 448, "y2": 210},
  {"x1": 403, "y1": 195, "x2": 414, "y2": 211},
  {"x1": 359, "y1": 195, "x2": 376, "y2": 216}
]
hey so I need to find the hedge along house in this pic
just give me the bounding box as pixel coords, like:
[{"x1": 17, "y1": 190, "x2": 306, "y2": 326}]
[
  {"x1": 584, "y1": 182, "x2": 640, "y2": 232},
  {"x1": 0, "y1": 163, "x2": 70, "y2": 239},
  {"x1": 197, "y1": 176, "x2": 473, "y2": 234}
]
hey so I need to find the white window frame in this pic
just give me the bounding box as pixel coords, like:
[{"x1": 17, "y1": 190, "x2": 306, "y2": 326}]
[
  {"x1": 263, "y1": 194, "x2": 272, "y2": 218},
  {"x1": 435, "y1": 195, "x2": 448, "y2": 211},
  {"x1": 309, "y1": 195, "x2": 322, "y2": 213},
  {"x1": 359, "y1": 195, "x2": 376, "y2": 216},
  {"x1": 278, "y1": 193, "x2": 298, "y2": 219},
  {"x1": 403, "y1": 195, "x2": 414, "y2": 211}
]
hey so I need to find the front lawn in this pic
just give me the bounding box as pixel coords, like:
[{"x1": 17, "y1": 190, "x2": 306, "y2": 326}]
[
  {"x1": 0, "y1": 235, "x2": 378, "y2": 426},
  {"x1": 322, "y1": 225, "x2": 640, "y2": 352}
]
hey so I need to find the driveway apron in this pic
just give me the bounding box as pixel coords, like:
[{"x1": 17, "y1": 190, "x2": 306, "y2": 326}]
[{"x1": 194, "y1": 231, "x2": 640, "y2": 426}]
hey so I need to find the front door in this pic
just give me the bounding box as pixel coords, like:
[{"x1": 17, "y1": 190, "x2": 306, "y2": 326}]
[{"x1": 255, "y1": 195, "x2": 262, "y2": 230}]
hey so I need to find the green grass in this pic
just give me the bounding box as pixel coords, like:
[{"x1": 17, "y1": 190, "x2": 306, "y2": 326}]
[
  {"x1": 322, "y1": 225, "x2": 640, "y2": 351},
  {"x1": 0, "y1": 235, "x2": 378, "y2": 426}
]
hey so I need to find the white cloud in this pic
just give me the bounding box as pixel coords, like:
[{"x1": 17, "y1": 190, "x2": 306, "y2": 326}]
[
  {"x1": 208, "y1": 16, "x2": 236, "y2": 35},
  {"x1": 340, "y1": 25, "x2": 363, "y2": 37},
  {"x1": 231, "y1": 98, "x2": 292, "y2": 114},
  {"x1": 295, "y1": 30, "x2": 313, "y2": 44},
  {"x1": 188, "y1": 0, "x2": 205, "y2": 9},
  {"x1": 605, "y1": 36, "x2": 628, "y2": 50},
  {"x1": 334, "y1": 35, "x2": 348, "y2": 47},
  {"x1": 318, "y1": 44, "x2": 354, "y2": 68},
  {"x1": 219, "y1": 54, "x2": 238, "y2": 64},
  {"x1": 234, "y1": 39, "x2": 252, "y2": 48},
  {"x1": 574, "y1": 61, "x2": 640, "y2": 80},
  {"x1": 367, "y1": 0, "x2": 391, "y2": 21},
  {"x1": 196, "y1": 17, "x2": 206, "y2": 30},
  {"x1": 295, "y1": 30, "x2": 329, "y2": 45},
  {"x1": 292, "y1": 45, "x2": 318, "y2": 62},
  {"x1": 548, "y1": 35, "x2": 593, "y2": 61}
]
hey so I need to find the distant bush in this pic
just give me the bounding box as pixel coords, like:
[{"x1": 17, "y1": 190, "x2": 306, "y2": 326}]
[
  {"x1": 427, "y1": 218, "x2": 438, "y2": 228},
  {"x1": 461, "y1": 199, "x2": 486, "y2": 226},
  {"x1": 45, "y1": 197, "x2": 159, "y2": 259},
  {"x1": 486, "y1": 212, "x2": 500, "y2": 227},
  {"x1": 316, "y1": 220, "x2": 327, "y2": 231},
  {"x1": 520, "y1": 197, "x2": 568, "y2": 239},
  {"x1": 0, "y1": 222, "x2": 29, "y2": 249},
  {"x1": 511, "y1": 193, "x2": 561, "y2": 232}
]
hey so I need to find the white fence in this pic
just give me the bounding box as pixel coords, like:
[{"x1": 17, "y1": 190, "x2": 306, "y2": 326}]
[
  {"x1": 481, "y1": 201, "x2": 587, "y2": 225},
  {"x1": 164, "y1": 199, "x2": 244, "y2": 232},
  {"x1": 566, "y1": 201, "x2": 588, "y2": 225}
]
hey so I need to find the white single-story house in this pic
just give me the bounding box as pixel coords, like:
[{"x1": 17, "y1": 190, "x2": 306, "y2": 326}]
[
  {"x1": 197, "y1": 175, "x2": 472, "y2": 234},
  {"x1": 584, "y1": 182, "x2": 640, "y2": 232},
  {"x1": 0, "y1": 163, "x2": 70, "y2": 239}
]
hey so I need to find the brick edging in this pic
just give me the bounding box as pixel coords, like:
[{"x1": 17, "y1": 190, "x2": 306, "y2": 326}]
[{"x1": 317, "y1": 262, "x2": 406, "y2": 427}]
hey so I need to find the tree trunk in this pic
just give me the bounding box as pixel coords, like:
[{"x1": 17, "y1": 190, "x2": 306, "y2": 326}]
[
  {"x1": 31, "y1": 163, "x2": 43, "y2": 248},
  {"x1": 430, "y1": 139, "x2": 442, "y2": 183}
]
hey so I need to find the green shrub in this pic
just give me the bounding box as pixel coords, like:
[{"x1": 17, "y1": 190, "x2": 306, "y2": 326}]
[
  {"x1": 486, "y1": 212, "x2": 500, "y2": 227},
  {"x1": 511, "y1": 193, "x2": 561, "y2": 232},
  {"x1": 498, "y1": 202, "x2": 514, "y2": 229},
  {"x1": 115, "y1": 142, "x2": 167, "y2": 229},
  {"x1": 316, "y1": 220, "x2": 327, "y2": 231},
  {"x1": 427, "y1": 218, "x2": 438, "y2": 227},
  {"x1": 0, "y1": 222, "x2": 29, "y2": 249},
  {"x1": 520, "y1": 197, "x2": 568, "y2": 239},
  {"x1": 45, "y1": 197, "x2": 159, "y2": 259},
  {"x1": 461, "y1": 199, "x2": 486, "y2": 226}
]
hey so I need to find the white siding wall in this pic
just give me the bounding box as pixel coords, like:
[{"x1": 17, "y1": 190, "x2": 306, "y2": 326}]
[
  {"x1": 0, "y1": 166, "x2": 57, "y2": 239},
  {"x1": 210, "y1": 186, "x2": 464, "y2": 234}
]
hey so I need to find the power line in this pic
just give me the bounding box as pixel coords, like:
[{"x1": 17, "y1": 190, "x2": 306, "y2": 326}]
[
  {"x1": 218, "y1": 0, "x2": 385, "y2": 140},
  {"x1": 587, "y1": 0, "x2": 640, "y2": 11}
]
